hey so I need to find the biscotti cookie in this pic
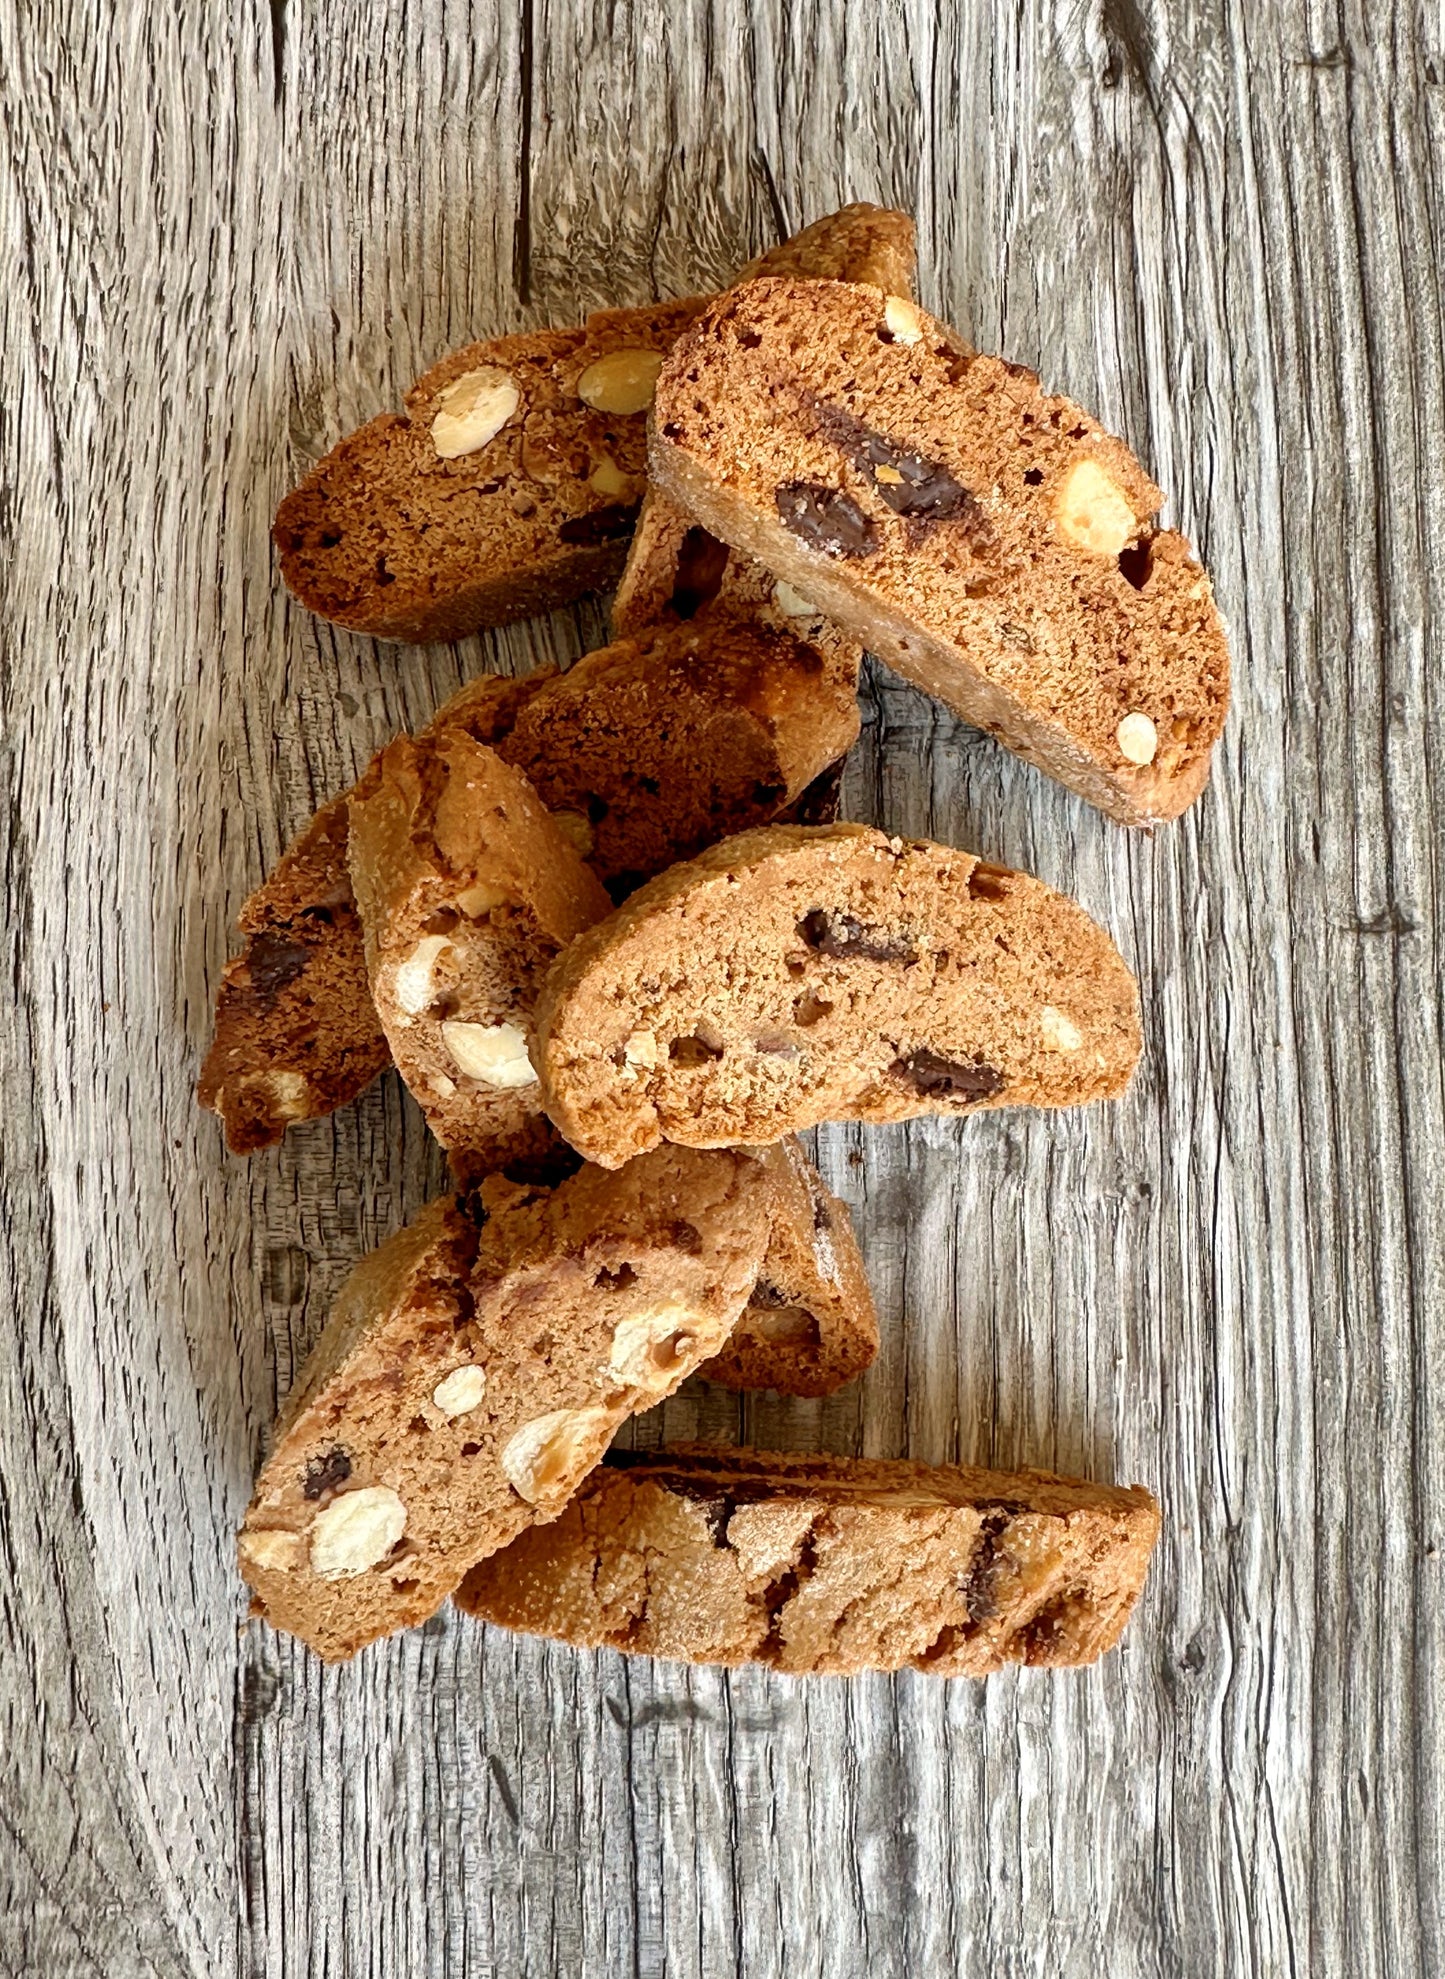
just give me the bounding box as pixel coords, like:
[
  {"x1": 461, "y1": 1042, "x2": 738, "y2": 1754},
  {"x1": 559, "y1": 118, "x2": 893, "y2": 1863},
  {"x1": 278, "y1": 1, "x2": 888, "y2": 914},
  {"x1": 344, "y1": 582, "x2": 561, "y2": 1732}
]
[
  {"x1": 613, "y1": 203, "x2": 915, "y2": 641},
  {"x1": 500, "y1": 617, "x2": 860, "y2": 896},
  {"x1": 274, "y1": 300, "x2": 704, "y2": 642},
  {"x1": 649, "y1": 279, "x2": 1230, "y2": 826},
  {"x1": 534, "y1": 823, "x2": 1141, "y2": 1166},
  {"x1": 198, "y1": 671, "x2": 552, "y2": 1152},
  {"x1": 348, "y1": 731, "x2": 611, "y2": 1163},
  {"x1": 273, "y1": 209, "x2": 915, "y2": 645},
  {"x1": 455, "y1": 1445, "x2": 1161, "y2": 1676},
  {"x1": 698, "y1": 1139, "x2": 876, "y2": 1396},
  {"x1": 238, "y1": 1148, "x2": 775, "y2": 1661}
]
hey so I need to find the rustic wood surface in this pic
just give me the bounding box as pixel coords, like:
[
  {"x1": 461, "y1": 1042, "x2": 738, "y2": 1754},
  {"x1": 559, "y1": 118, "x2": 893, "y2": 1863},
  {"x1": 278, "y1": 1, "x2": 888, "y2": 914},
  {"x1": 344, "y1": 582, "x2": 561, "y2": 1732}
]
[{"x1": 2, "y1": 0, "x2": 1442, "y2": 1973}]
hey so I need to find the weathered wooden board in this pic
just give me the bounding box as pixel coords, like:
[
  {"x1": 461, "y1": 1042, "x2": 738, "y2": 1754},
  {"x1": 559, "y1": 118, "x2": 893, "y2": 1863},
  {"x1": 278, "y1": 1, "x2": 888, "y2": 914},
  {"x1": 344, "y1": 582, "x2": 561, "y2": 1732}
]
[{"x1": 1, "y1": 0, "x2": 1441, "y2": 1974}]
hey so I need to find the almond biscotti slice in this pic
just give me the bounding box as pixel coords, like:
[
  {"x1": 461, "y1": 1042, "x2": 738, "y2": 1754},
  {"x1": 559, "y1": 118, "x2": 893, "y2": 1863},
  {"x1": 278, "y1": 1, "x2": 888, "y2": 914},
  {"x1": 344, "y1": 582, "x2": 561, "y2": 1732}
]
[
  {"x1": 649, "y1": 278, "x2": 1230, "y2": 826},
  {"x1": 698, "y1": 1139, "x2": 876, "y2": 1396},
  {"x1": 274, "y1": 300, "x2": 704, "y2": 642},
  {"x1": 501, "y1": 617, "x2": 860, "y2": 897},
  {"x1": 455, "y1": 1445, "x2": 1161, "y2": 1676},
  {"x1": 348, "y1": 731, "x2": 611, "y2": 1164},
  {"x1": 534, "y1": 823, "x2": 1141, "y2": 1167},
  {"x1": 198, "y1": 670, "x2": 551, "y2": 1153},
  {"x1": 238, "y1": 1148, "x2": 774, "y2": 1661}
]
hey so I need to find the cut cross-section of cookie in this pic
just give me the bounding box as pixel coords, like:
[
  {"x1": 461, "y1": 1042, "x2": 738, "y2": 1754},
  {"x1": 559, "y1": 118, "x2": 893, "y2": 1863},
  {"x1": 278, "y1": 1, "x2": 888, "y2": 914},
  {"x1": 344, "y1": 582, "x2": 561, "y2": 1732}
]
[
  {"x1": 500, "y1": 617, "x2": 860, "y2": 897},
  {"x1": 198, "y1": 672, "x2": 550, "y2": 1153},
  {"x1": 533, "y1": 824, "x2": 1141, "y2": 1166},
  {"x1": 454, "y1": 1444, "x2": 1161, "y2": 1677},
  {"x1": 272, "y1": 209, "x2": 916, "y2": 646},
  {"x1": 699, "y1": 1139, "x2": 877, "y2": 1397},
  {"x1": 348, "y1": 732, "x2": 612, "y2": 1164},
  {"x1": 238, "y1": 1148, "x2": 775, "y2": 1661},
  {"x1": 649, "y1": 278, "x2": 1230, "y2": 826},
  {"x1": 273, "y1": 300, "x2": 702, "y2": 643}
]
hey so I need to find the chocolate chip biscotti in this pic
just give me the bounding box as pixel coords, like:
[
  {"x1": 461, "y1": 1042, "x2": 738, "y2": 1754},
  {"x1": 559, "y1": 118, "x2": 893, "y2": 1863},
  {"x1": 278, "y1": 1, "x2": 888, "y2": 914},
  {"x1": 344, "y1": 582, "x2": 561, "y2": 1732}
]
[
  {"x1": 239, "y1": 1147, "x2": 774, "y2": 1661},
  {"x1": 274, "y1": 300, "x2": 704, "y2": 642},
  {"x1": 649, "y1": 278, "x2": 1230, "y2": 825},
  {"x1": 347, "y1": 731, "x2": 611, "y2": 1164},
  {"x1": 534, "y1": 823, "x2": 1141, "y2": 1166},
  {"x1": 699, "y1": 1138, "x2": 876, "y2": 1396},
  {"x1": 273, "y1": 207, "x2": 916, "y2": 645},
  {"x1": 198, "y1": 672, "x2": 549, "y2": 1152},
  {"x1": 500, "y1": 616, "x2": 860, "y2": 896},
  {"x1": 455, "y1": 1445, "x2": 1161, "y2": 1676}
]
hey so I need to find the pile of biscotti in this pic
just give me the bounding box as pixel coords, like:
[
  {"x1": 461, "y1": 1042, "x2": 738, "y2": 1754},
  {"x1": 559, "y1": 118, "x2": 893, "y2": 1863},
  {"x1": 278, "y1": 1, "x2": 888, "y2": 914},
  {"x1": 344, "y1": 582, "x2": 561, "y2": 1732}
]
[{"x1": 208, "y1": 206, "x2": 1228, "y2": 1672}]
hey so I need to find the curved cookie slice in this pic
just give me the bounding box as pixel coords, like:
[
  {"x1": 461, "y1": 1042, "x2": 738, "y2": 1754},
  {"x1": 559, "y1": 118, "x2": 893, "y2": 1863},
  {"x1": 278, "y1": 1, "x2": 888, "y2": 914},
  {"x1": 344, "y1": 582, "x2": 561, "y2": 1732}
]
[
  {"x1": 198, "y1": 672, "x2": 548, "y2": 1152},
  {"x1": 534, "y1": 824, "x2": 1141, "y2": 1166},
  {"x1": 455, "y1": 1445, "x2": 1161, "y2": 1677},
  {"x1": 274, "y1": 300, "x2": 704, "y2": 642},
  {"x1": 649, "y1": 279, "x2": 1230, "y2": 825},
  {"x1": 238, "y1": 1148, "x2": 774, "y2": 1662},
  {"x1": 613, "y1": 202, "x2": 915, "y2": 641},
  {"x1": 348, "y1": 732, "x2": 611, "y2": 1163},
  {"x1": 699, "y1": 1139, "x2": 876, "y2": 1396},
  {"x1": 502, "y1": 617, "x2": 860, "y2": 897}
]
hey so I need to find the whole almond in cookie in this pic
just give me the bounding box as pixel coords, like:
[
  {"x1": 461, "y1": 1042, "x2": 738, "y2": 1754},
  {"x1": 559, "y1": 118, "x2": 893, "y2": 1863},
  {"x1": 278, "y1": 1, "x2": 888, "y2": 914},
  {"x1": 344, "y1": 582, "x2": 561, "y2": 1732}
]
[
  {"x1": 648, "y1": 277, "x2": 1230, "y2": 826},
  {"x1": 533, "y1": 823, "x2": 1141, "y2": 1167}
]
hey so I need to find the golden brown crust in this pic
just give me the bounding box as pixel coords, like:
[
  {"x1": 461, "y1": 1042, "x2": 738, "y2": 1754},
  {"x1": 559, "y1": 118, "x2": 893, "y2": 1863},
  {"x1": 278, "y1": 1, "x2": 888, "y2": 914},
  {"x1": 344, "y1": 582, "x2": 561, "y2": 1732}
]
[
  {"x1": 736, "y1": 202, "x2": 916, "y2": 293},
  {"x1": 455, "y1": 1444, "x2": 1161, "y2": 1676},
  {"x1": 649, "y1": 279, "x2": 1230, "y2": 826},
  {"x1": 534, "y1": 824, "x2": 1142, "y2": 1167},
  {"x1": 239, "y1": 1150, "x2": 776, "y2": 1662}
]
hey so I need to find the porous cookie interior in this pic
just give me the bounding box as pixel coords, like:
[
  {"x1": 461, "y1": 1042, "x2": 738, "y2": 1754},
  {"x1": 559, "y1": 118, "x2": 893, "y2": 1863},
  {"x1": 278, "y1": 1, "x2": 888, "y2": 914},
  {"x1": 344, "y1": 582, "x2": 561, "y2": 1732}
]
[
  {"x1": 652, "y1": 278, "x2": 1229, "y2": 819},
  {"x1": 537, "y1": 825, "x2": 1140, "y2": 1160},
  {"x1": 457, "y1": 1444, "x2": 1160, "y2": 1677}
]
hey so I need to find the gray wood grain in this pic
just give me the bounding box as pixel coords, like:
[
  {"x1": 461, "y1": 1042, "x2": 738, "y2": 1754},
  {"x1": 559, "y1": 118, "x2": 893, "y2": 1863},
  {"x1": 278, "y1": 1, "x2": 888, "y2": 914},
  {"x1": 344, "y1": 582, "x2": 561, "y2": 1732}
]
[{"x1": 1, "y1": 0, "x2": 1441, "y2": 1973}]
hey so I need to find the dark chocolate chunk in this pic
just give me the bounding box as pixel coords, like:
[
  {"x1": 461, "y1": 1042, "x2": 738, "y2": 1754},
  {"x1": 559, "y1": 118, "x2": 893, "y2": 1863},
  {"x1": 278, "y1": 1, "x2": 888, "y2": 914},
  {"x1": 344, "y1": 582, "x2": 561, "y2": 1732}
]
[
  {"x1": 246, "y1": 933, "x2": 313, "y2": 1002},
  {"x1": 960, "y1": 1508, "x2": 1013, "y2": 1624},
  {"x1": 857, "y1": 434, "x2": 984, "y2": 526},
  {"x1": 557, "y1": 502, "x2": 639, "y2": 546},
  {"x1": 892, "y1": 1050, "x2": 1005, "y2": 1101},
  {"x1": 303, "y1": 1447, "x2": 352, "y2": 1500},
  {"x1": 1012, "y1": 1595, "x2": 1075, "y2": 1662},
  {"x1": 669, "y1": 526, "x2": 730, "y2": 618},
  {"x1": 775, "y1": 482, "x2": 879, "y2": 559},
  {"x1": 809, "y1": 399, "x2": 988, "y2": 535},
  {"x1": 796, "y1": 909, "x2": 917, "y2": 964}
]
